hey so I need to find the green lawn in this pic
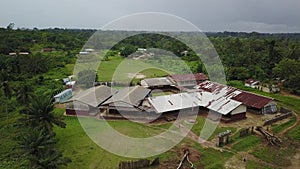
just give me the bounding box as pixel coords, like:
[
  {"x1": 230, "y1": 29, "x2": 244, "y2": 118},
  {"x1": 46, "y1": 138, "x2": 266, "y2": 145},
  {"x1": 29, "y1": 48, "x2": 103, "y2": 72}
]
[
  {"x1": 231, "y1": 135, "x2": 261, "y2": 152},
  {"x1": 54, "y1": 112, "x2": 179, "y2": 169},
  {"x1": 96, "y1": 56, "x2": 172, "y2": 82},
  {"x1": 54, "y1": 111, "x2": 237, "y2": 169},
  {"x1": 271, "y1": 116, "x2": 296, "y2": 134}
]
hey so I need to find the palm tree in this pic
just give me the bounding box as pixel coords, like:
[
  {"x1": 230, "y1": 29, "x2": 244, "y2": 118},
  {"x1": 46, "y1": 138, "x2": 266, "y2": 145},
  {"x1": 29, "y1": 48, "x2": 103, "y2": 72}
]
[
  {"x1": 14, "y1": 83, "x2": 33, "y2": 106},
  {"x1": 20, "y1": 95, "x2": 66, "y2": 134},
  {"x1": 18, "y1": 129, "x2": 70, "y2": 168}
]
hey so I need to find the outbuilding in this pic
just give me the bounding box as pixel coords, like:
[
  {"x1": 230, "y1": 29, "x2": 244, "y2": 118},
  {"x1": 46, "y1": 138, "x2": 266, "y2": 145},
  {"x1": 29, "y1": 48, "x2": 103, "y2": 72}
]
[{"x1": 53, "y1": 89, "x2": 73, "y2": 103}]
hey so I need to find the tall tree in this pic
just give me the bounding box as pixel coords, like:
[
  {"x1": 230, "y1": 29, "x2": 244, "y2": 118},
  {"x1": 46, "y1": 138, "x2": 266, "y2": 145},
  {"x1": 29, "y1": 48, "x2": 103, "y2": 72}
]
[
  {"x1": 2, "y1": 81, "x2": 12, "y2": 126},
  {"x1": 14, "y1": 83, "x2": 33, "y2": 106},
  {"x1": 20, "y1": 95, "x2": 66, "y2": 134},
  {"x1": 18, "y1": 129, "x2": 70, "y2": 168},
  {"x1": 273, "y1": 58, "x2": 300, "y2": 93}
]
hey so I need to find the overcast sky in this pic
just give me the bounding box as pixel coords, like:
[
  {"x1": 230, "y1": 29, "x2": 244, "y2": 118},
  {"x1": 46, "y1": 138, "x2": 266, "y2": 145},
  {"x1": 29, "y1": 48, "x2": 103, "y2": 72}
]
[{"x1": 0, "y1": 0, "x2": 299, "y2": 33}]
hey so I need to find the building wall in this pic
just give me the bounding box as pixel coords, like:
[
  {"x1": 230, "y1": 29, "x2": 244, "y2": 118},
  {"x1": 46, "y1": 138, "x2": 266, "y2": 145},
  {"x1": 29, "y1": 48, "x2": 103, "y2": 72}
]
[
  {"x1": 222, "y1": 112, "x2": 246, "y2": 123},
  {"x1": 231, "y1": 104, "x2": 247, "y2": 115},
  {"x1": 66, "y1": 109, "x2": 90, "y2": 116}
]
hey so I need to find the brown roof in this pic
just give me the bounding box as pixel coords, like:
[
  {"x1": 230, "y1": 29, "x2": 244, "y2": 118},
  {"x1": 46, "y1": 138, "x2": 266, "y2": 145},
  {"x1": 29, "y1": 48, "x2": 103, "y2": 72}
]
[
  {"x1": 169, "y1": 73, "x2": 208, "y2": 82},
  {"x1": 231, "y1": 92, "x2": 273, "y2": 109}
]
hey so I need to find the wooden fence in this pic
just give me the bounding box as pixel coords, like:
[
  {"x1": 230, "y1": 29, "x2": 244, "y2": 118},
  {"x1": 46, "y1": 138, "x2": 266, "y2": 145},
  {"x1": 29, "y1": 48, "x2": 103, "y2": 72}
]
[{"x1": 263, "y1": 112, "x2": 292, "y2": 126}]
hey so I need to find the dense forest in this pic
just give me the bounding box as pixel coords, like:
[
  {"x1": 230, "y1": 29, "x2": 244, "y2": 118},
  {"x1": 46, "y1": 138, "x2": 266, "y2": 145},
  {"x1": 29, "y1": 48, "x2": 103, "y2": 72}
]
[{"x1": 0, "y1": 26, "x2": 300, "y2": 168}]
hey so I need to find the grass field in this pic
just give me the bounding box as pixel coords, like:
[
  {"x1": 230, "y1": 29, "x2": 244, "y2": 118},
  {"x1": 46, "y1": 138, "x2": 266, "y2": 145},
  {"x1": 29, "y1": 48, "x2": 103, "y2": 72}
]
[
  {"x1": 53, "y1": 109, "x2": 237, "y2": 168},
  {"x1": 271, "y1": 116, "x2": 296, "y2": 134},
  {"x1": 251, "y1": 143, "x2": 297, "y2": 167},
  {"x1": 86, "y1": 56, "x2": 171, "y2": 82},
  {"x1": 231, "y1": 135, "x2": 261, "y2": 152}
]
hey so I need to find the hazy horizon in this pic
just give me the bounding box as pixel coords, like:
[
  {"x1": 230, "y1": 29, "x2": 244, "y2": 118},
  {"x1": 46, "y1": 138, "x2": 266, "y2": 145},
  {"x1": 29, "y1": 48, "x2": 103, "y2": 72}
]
[{"x1": 1, "y1": 0, "x2": 300, "y2": 33}]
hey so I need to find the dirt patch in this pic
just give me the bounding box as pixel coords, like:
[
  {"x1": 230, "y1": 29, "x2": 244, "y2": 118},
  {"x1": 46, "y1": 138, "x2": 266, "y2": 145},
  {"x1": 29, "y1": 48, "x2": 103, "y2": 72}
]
[
  {"x1": 287, "y1": 147, "x2": 300, "y2": 169},
  {"x1": 55, "y1": 103, "x2": 66, "y2": 108},
  {"x1": 158, "y1": 145, "x2": 203, "y2": 169},
  {"x1": 280, "y1": 91, "x2": 300, "y2": 99},
  {"x1": 219, "y1": 112, "x2": 280, "y2": 129}
]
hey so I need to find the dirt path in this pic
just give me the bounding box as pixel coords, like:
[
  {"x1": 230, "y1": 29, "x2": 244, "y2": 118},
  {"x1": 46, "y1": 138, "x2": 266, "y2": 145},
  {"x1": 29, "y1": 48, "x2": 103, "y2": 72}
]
[
  {"x1": 172, "y1": 122, "x2": 237, "y2": 154},
  {"x1": 287, "y1": 147, "x2": 300, "y2": 169},
  {"x1": 280, "y1": 91, "x2": 300, "y2": 99}
]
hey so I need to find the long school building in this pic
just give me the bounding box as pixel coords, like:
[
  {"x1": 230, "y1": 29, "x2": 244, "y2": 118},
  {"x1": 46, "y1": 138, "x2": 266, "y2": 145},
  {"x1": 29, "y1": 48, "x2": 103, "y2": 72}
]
[{"x1": 63, "y1": 80, "x2": 277, "y2": 122}]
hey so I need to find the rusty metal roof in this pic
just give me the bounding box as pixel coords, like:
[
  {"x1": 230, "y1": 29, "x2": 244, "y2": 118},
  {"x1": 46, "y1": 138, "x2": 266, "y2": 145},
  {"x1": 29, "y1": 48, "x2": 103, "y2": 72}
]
[{"x1": 231, "y1": 92, "x2": 273, "y2": 109}]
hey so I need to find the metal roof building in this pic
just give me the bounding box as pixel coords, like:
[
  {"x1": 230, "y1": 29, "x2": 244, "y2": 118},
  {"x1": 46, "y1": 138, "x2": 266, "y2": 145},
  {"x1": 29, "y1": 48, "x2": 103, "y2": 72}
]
[
  {"x1": 102, "y1": 86, "x2": 151, "y2": 108},
  {"x1": 68, "y1": 85, "x2": 117, "y2": 107},
  {"x1": 148, "y1": 92, "x2": 203, "y2": 113},
  {"x1": 169, "y1": 73, "x2": 208, "y2": 87},
  {"x1": 140, "y1": 77, "x2": 175, "y2": 88},
  {"x1": 231, "y1": 91, "x2": 274, "y2": 110},
  {"x1": 197, "y1": 81, "x2": 276, "y2": 114}
]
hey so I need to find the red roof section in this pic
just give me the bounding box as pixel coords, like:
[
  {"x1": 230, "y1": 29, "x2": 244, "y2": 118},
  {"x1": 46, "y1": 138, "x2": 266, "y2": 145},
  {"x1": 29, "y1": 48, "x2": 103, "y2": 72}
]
[
  {"x1": 197, "y1": 80, "x2": 237, "y2": 94},
  {"x1": 231, "y1": 91, "x2": 272, "y2": 109},
  {"x1": 169, "y1": 73, "x2": 208, "y2": 82}
]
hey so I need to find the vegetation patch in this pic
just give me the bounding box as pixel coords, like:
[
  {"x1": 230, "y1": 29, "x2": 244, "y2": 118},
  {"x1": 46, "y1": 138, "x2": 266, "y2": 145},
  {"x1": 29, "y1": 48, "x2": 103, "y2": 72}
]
[
  {"x1": 232, "y1": 135, "x2": 260, "y2": 152},
  {"x1": 271, "y1": 116, "x2": 296, "y2": 134}
]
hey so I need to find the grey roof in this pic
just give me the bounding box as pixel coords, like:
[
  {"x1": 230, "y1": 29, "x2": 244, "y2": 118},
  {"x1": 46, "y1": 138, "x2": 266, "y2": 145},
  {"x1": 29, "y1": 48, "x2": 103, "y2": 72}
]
[
  {"x1": 69, "y1": 85, "x2": 117, "y2": 107},
  {"x1": 103, "y1": 86, "x2": 151, "y2": 107},
  {"x1": 141, "y1": 77, "x2": 175, "y2": 87}
]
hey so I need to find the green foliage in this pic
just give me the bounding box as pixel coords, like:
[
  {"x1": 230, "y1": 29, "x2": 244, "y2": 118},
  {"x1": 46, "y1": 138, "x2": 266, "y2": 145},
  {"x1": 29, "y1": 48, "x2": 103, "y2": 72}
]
[
  {"x1": 271, "y1": 116, "x2": 296, "y2": 134},
  {"x1": 287, "y1": 123, "x2": 300, "y2": 141},
  {"x1": 14, "y1": 82, "x2": 33, "y2": 106},
  {"x1": 273, "y1": 58, "x2": 300, "y2": 93},
  {"x1": 18, "y1": 129, "x2": 70, "y2": 168},
  {"x1": 19, "y1": 95, "x2": 66, "y2": 134}
]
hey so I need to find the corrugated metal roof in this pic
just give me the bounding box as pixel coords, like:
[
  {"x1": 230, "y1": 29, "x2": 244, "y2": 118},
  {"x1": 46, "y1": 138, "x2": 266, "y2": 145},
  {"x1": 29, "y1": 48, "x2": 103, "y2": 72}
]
[
  {"x1": 197, "y1": 80, "x2": 237, "y2": 94},
  {"x1": 169, "y1": 73, "x2": 208, "y2": 82},
  {"x1": 54, "y1": 89, "x2": 72, "y2": 98},
  {"x1": 231, "y1": 91, "x2": 273, "y2": 109},
  {"x1": 148, "y1": 92, "x2": 203, "y2": 113},
  {"x1": 197, "y1": 81, "x2": 273, "y2": 110},
  {"x1": 103, "y1": 86, "x2": 151, "y2": 107},
  {"x1": 69, "y1": 85, "x2": 117, "y2": 107},
  {"x1": 207, "y1": 96, "x2": 242, "y2": 115},
  {"x1": 141, "y1": 77, "x2": 175, "y2": 87},
  {"x1": 148, "y1": 80, "x2": 247, "y2": 115}
]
